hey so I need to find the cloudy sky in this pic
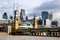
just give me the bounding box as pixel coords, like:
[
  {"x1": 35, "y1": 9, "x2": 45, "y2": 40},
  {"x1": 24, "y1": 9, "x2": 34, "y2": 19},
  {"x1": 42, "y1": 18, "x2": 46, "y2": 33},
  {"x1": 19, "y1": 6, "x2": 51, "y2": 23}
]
[{"x1": 0, "y1": 0, "x2": 60, "y2": 20}]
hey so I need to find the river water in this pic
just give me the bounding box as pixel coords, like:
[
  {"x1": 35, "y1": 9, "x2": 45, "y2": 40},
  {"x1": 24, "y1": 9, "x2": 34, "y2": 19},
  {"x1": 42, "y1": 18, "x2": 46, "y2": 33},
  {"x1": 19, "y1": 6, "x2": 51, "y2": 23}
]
[{"x1": 0, "y1": 36, "x2": 60, "y2": 40}]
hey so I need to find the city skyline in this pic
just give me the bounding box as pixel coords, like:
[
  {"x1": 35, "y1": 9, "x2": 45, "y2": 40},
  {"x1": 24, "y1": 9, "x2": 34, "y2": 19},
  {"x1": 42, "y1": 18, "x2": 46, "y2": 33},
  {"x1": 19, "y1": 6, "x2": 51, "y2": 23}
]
[
  {"x1": 0, "y1": 0, "x2": 60, "y2": 37},
  {"x1": 0, "y1": 0, "x2": 60, "y2": 21}
]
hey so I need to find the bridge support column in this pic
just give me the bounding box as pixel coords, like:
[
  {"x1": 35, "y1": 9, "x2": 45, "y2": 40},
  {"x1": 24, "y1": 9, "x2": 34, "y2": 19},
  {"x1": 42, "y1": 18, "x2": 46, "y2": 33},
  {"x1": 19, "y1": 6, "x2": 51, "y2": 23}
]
[
  {"x1": 8, "y1": 25, "x2": 12, "y2": 34},
  {"x1": 51, "y1": 32, "x2": 53, "y2": 36},
  {"x1": 57, "y1": 32, "x2": 60, "y2": 37}
]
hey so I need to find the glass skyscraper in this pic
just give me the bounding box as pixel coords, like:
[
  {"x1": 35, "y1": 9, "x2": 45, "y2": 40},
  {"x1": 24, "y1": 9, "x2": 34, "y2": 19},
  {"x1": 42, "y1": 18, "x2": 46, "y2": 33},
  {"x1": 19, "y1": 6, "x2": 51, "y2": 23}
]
[
  {"x1": 42, "y1": 11, "x2": 48, "y2": 20},
  {"x1": 42, "y1": 11, "x2": 52, "y2": 20},
  {"x1": 3, "y1": 13, "x2": 8, "y2": 19},
  {"x1": 42, "y1": 11, "x2": 52, "y2": 27},
  {"x1": 20, "y1": 9, "x2": 26, "y2": 21}
]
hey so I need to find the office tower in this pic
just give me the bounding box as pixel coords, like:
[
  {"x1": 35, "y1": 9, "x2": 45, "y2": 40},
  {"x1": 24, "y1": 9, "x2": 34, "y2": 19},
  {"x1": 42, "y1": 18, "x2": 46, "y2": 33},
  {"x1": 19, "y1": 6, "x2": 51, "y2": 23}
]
[
  {"x1": 10, "y1": 15, "x2": 13, "y2": 20},
  {"x1": 26, "y1": 16, "x2": 28, "y2": 21},
  {"x1": 42, "y1": 11, "x2": 52, "y2": 20},
  {"x1": 42, "y1": 11, "x2": 52, "y2": 27},
  {"x1": 38, "y1": 19, "x2": 43, "y2": 25},
  {"x1": 20, "y1": 9, "x2": 26, "y2": 21},
  {"x1": 51, "y1": 20, "x2": 58, "y2": 27},
  {"x1": 3, "y1": 13, "x2": 8, "y2": 19}
]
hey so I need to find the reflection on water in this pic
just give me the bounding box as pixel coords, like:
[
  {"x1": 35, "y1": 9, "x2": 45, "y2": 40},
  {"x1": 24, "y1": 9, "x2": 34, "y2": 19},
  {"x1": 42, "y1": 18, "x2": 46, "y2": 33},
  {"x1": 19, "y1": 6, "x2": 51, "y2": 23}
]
[{"x1": 0, "y1": 36, "x2": 60, "y2": 40}]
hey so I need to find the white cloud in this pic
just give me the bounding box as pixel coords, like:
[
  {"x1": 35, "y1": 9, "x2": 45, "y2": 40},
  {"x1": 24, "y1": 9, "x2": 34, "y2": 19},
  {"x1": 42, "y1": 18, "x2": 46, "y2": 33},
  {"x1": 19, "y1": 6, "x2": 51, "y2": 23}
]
[
  {"x1": 0, "y1": 0, "x2": 47, "y2": 19},
  {"x1": 29, "y1": 0, "x2": 60, "y2": 20},
  {"x1": 52, "y1": 10, "x2": 60, "y2": 21}
]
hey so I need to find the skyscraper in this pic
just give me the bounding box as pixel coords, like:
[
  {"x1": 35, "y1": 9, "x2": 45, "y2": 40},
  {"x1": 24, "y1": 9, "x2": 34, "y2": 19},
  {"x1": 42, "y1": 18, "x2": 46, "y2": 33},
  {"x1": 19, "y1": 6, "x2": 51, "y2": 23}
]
[
  {"x1": 26, "y1": 16, "x2": 28, "y2": 21},
  {"x1": 42, "y1": 11, "x2": 52, "y2": 20},
  {"x1": 10, "y1": 15, "x2": 13, "y2": 20},
  {"x1": 20, "y1": 9, "x2": 26, "y2": 21},
  {"x1": 42, "y1": 11, "x2": 52, "y2": 27},
  {"x1": 3, "y1": 12, "x2": 8, "y2": 19}
]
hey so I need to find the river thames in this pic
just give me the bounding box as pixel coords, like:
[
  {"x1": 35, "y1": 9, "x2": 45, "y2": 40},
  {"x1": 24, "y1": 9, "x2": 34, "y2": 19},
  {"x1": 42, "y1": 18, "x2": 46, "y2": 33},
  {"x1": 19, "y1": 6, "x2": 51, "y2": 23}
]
[
  {"x1": 0, "y1": 32, "x2": 59, "y2": 40},
  {"x1": 0, "y1": 36, "x2": 60, "y2": 40}
]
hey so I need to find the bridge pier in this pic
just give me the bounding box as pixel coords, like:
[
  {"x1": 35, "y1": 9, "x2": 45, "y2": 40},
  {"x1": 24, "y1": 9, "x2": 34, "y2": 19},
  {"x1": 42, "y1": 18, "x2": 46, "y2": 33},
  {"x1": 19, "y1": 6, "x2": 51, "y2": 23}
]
[{"x1": 7, "y1": 25, "x2": 12, "y2": 34}]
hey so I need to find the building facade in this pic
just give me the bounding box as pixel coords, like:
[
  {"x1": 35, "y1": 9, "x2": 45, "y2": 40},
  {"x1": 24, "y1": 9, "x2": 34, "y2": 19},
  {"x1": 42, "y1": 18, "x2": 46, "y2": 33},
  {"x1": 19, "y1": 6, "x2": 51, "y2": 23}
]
[
  {"x1": 20, "y1": 9, "x2": 26, "y2": 22},
  {"x1": 51, "y1": 20, "x2": 58, "y2": 27},
  {"x1": 3, "y1": 13, "x2": 8, "y2": 19},
  {"x1": 42, "y1": 11, "x2": 52, "y2": 27}
]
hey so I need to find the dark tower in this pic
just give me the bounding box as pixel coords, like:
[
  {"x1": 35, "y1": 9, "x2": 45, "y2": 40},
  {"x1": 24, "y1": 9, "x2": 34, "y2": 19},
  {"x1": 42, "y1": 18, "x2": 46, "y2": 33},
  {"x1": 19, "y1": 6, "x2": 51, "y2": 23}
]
[
  {"x1": 10, "y1": 15, "x2": 13, "y2": 20},
  {"x1": 20, "y1": 9, "x2": 26, "y2": 21},
  {"x1": 26, "y1": 16, "x2": 28, "y2": 21},
  {"x1": 3, "y1": 13, "x2": 8, "y2": 19}
]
